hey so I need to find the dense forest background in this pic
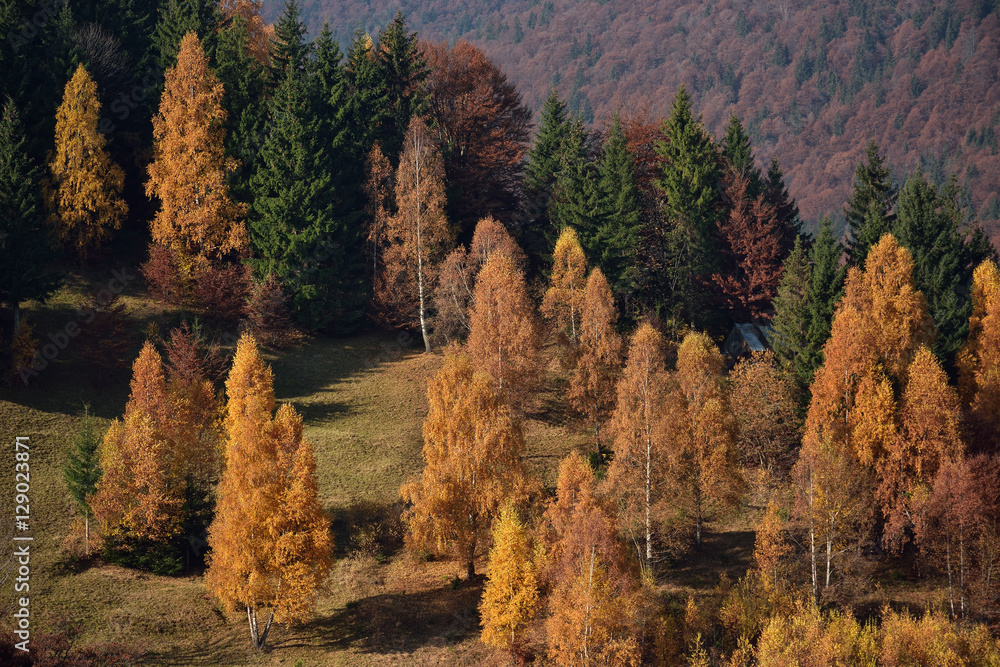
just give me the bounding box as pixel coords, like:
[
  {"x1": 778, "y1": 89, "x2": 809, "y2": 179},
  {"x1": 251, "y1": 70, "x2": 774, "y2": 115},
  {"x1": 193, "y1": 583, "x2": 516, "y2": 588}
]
[{"x1": 275, "y1": 0, "x2": 1000, "y2": 240}]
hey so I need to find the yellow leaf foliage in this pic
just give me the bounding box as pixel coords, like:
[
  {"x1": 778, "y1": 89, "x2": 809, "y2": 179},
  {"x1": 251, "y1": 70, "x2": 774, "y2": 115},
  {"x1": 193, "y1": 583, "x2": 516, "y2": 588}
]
[
  {"x1": 541, "y1": 226, "x2": 588, "y2": 344},
  {"x1": 400, "y1": 347, "x2": 530, "y2": 578},
  {"x1": 147, "y1": 32, "x2": 248, "y2": 262},
  {"x1": 480, "y1": 504, "x2": 539, "y2": 653},
  {"x1": 753, "y1": 500, "x2": 791, "y2": 590},
  {"x1": 48, "y1": 64, "x2": 127, "y2": 259},
  {"x1": 957, "y1": 260, "x2": 1000, "y2": 450}
]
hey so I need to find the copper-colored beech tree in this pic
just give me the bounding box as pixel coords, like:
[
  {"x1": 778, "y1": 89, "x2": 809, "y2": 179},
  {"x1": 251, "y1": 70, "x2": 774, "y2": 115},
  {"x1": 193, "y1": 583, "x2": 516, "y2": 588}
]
[
  {"x1": 205, "y1": 335, "x2": 332, "y2": 650},
  {"x1": 147, "y1": 32, "x2": 248, "y2": 262},
  {"x1": 400, "y1": 348, "x2": 530, "y2": 578},
  {"x1": 479, "y1": 504, "x2": 539, "y2": 656},
  {"x1": 957, "y1": 260, "x2": 1000, "y2": 451},
  {"x1": 668, "y1": 332, "x2": 744, "y2": 550},
  {"x1": 604, "y1": 322, "x2": 672, "y2": 569},
  {"x1": 48, "y1": 64, "x2": 127, "y2": 259},
  {"x1": 432, "y1": 215, "x2": 525, "y2": 343},
  {"x1": 728, "y1": 351, "x2": 801, "y2": 474},
  {"x1": 543, "y1": 452, "x2": 641, "y2": 666},
  {"x1": 542, "y1": 226, "x2": 588, "y2": 344},
  {"x1": 569, "y1": 268, "x2": 624, "y2": 455},
  {"x1": 466, "y1": 252, "x2": 540, "y2": 408},
  {"x1": 379, "y1": 116, "x2": 452, "y2": 352}
]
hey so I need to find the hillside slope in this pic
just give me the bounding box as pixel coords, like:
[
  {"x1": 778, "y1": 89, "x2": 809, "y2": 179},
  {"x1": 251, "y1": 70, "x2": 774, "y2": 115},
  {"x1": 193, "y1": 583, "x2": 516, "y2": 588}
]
[{"x1": 273, "y1": 0, "x2": 1000, "y2": 236}]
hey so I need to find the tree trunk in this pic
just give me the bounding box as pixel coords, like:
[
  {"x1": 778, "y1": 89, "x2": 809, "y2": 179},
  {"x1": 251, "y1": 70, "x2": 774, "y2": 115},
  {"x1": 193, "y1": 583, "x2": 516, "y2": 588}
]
[
  {"x1": 85, "y1": 515, "x2": 90, "y2": 556},
  {"x1": 809, "y1": 467, "x2": 818, "y2": 604},
  {"x1": 594, "y1": 422, "x2": 601, "y2": 458},
  {"x1": 825, "y1": 533, "x2": 832, "y2": 589},
  {"x1": 947, "y1": 541, "x2": 955, "y2": 619},
  {"x1": 645, "y1": 433, "x2": 652, "y2": 565}
]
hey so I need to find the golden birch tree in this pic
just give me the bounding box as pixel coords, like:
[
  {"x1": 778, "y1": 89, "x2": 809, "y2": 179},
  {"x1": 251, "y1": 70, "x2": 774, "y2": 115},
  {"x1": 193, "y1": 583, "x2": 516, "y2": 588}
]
[
  {"x1": 569, "y1": 268, "x2": 624, "y2": 455},
  {"x1": 48, "y1": 64, "x2": 127, "y2": 259},
  {"x1": 466, "y1": 251, "x2": 541, "y2": 409},
  {"x1": 542, "y1": 226, "x2": 588, "y2": 344},
  {"x1": 480, "y1": 504, "x2": 539, "y2": 655},
  {"x1": 147, "y1": 31, "x2": 248, "y2": 263},
  {"x1": 380, "y1": 116, "x2": 452, "y2": 351},
  {"x1": 754, "y1": 500, "x2": 791, "y2": 590},
  {"x1": 400, "y1": 347, "x2": 530, "y2": 578},
  {"x1": 205, "y1": 335, "x2": 333, "y2": 650}
]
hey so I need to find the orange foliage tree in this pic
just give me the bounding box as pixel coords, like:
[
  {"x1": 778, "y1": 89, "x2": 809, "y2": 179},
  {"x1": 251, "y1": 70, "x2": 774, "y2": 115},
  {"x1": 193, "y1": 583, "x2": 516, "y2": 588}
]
[
  {"x1": 363, "y1": 144, "x2": 395, "y2": 302},
  {"x1": 541, "y1": 226, "x2": 588, "y2": 344},
  {"x1": 568, "y1": 268, "x2": 624, "y2": 455},
  {"x1": 48, "y1": 64, "x2": 127, "y2": 259},
  {"x1": 205, "y1": 335, "x2": 332, "y2": 650},
  {"x1": 957, "y1": 260, "x2": 1000, "y2": 452},
  {"x1": 400, "y1": 348, "x2": 530, "y2": 578},
  {"x1": 668, "y1": 332, "x2": 744, "y2": 550},
  {"x1": 466, "y1": 251, "x2": 541, "y2": 409},
  {"x1": 728, "y1": 351, "x2": 801, "y2": 474},
  {"x1": 479, "y1": 504, "x2": 539, "y2": 656},
  {"x1": 218, "y1": 0, "x2": 272, "y2": 64},
  {"x1": 147, "y1": 32, "x2": 248, "y2": 263},
  {"x1": 604, "y1": 322, "x2": 672, "y2": 569},
  {"x1": 754, "y1": 500, "x2": 792, "y2": 591},
  {"x1": 378, "y1": 116, "x2": 453, "y2": 351}
]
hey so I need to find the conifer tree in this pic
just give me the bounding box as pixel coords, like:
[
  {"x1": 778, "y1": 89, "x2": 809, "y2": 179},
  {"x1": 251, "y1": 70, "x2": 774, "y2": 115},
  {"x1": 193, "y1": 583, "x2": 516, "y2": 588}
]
[
  {"x1": 771, "y1": 236, "x2": 813, "y2": 387},
  {"x1": 400, "y1": 348, "x2": 530, "y2": 578},
  {"x1": 269, "y1": 0, "x2": 309, "y2": 78},
  {"x1": 345, "y1": 29, "x2": 390, "y2": 163},
  {"x1": 147, "y1": 32, "x2": 248, "y2": 262},
  {"x1": 153, "y1": 0, "x2": 220, "y2": 70},
  {"x1": 374, "y1": 12, "x2": 429, "y2": 162},
  {"x1": 957, "y1": 260, "x2": 1000, "y2": 451},
  {"x1": 48, "y1": 64, "x2": 127, "y2": 260},
  {"x1": 467, "y1": 252, "x2": 541, "y2": 409},
  {"x1": 250, "y1": 65, "x2": 364, "y2": 331},
  {"x1": 312, "y1": 24, "x2": 354, "y2": 199},
  {"x1": 569, "y1": 268, "x2": 624, "y2": 454},
  {"x1": 205, "y1": 335, "x2": 333, "y2": 650},
  {"x1": 804, "y1": 217, "x2": 846, "y2": 374},
  {"x1": 0, "y1": 99, "x2": 59, "y2": 333},
  {"x1": 653, "y1": 85, "x2": 723, "y2": 328},
  {"x1": 549, "y1": 120, "x2": 597, "y2": 254},
  {"x1": 542, "y1": 226, "x2": 588, "y2": 344},
  {"x1": 845, "y1": 140, "x2": 897, "y2": 267},
  {"x1": 763, "y1": 157, "x2": 801, "y2": 253},
  {"x1": 593, "y1": 114, "x2": 643, "y2": 292},
  {"x1": 63, "y1": 406, "x2": 102, "y2": 555},
  {"x1": 218, "y1": 0, "x2": 271, "y2": 64},
  {"x1": 721, "y1": 114, "x2": 762, "y2": 198},
  {"x1": 480, "y1": 504, "x2": 539, "y2": 655},
  {"x1": 522, "y1": 88, "x2": 570, "y2": 269}
]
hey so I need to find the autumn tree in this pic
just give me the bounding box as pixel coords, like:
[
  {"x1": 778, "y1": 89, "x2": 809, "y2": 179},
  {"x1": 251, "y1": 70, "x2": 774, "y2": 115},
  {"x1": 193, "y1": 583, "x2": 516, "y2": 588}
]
[
  {"x1": 424, "y1": 39, "x2": 530, "y2": 238},
  {"x1": 218, "y1": 0, "x2": 271, "y2": 64},
  {"x1": 48, "y1": 64, "x2": 127, "y2": 259},
  {"x1": 569, "y1": 268, "x2": 624, "y2": 455},
  {"x1": 604, "y1": 322, "x2": 672, "y2": 569},
  {"x1": 147, "y1": 32, "x2": 248, "y2": 262},
  {"x1": 957, "y1": 260, "x2": 1000, "y2": 451},
  {"x1": 205, "y1": 335, "x2": 333, "y2": 650},
  {"x1": 668, "y1": 332, "x2": 744, "y2": 549},
  {"x1": 466, "y1": 252, "x2": 541, "y2": 409},
  {"x1": 377, "y1": 116, "x2": 452, "y2": 351},
  {"x1": 480, "y1": 504, "x2": 539, "y2": 656},
  {"x1": 63, "y1": 407, "x2": 102, "y2": 556},
  {"x1": 711, "y1": 169, "x2": 788, "y2": 320},
  {"x1": 400, "y1": 348, "x2": 530, "y2": 578},
  {"x1": 754, "y1": 500, "x2": 791, "y2": 590},
  {"x1": 845, "y1": 140, "x2": 897, "y2": 267},
  {"x1": 542, "y1": 226, "x2": 588, "y2": 344},
  {"x1": 729, "y1": 351, "x2": 801, "y2": 474}
]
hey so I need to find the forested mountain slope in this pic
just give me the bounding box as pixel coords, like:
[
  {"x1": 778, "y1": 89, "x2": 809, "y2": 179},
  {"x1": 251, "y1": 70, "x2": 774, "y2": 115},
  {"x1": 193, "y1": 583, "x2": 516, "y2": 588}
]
[{"x1": 272, "y1": 0, "x2": 1000, "y2": 237}]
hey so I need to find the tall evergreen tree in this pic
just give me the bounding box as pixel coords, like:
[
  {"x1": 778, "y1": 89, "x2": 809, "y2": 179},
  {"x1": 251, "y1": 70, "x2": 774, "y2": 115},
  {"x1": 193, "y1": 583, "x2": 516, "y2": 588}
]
[
  {"x1": 521, "y1": 89, "x2": 570, "y2": 271},
  {"x1": 771, "y1": 236, "x2": 813, "y2": 388},
  {"x1": 892, "y1": 173, "x2": 996, "y2": 364},
  {"x1": 250, "y1": 67, "x2": 364, "y2": 332},
  {"x1": 63, "y1": 406, "x2": 102, "y2": 555},
  {"x1": 153, "y1": 0, "x2": 220, "y2": 70},
  {"x1": 763, "y1": 157, "x2": 802, "y2": 253},
  {"x1": 652, "y1": 85, "x2": 723, "y2": 328},
  {"x1": 374, "y1": 11, "x2": 429, "y2": 163},
  {"x1": 592, "y1": 114, "x2": 643, "y2": 293},
  {"x1": 344, "y1": 29, "x2": 390, "y2": 170},
  {"x1": 0, "y1": 99, "x2": 60, "y2": 332},
  {"x1": 269, "y1": 0, "x2": 310, "y2": 78},
  {"x1": 311, "y1": 23, "x2": 355, "y2": 208},
  {"x1": 804, "y1": 216, "x2": 846, "y2": 373},
  {"x1": 845, "y1": 139, "x2": 897, "y2": 267},
  {"x1": 549, "y1": 120, "x2": 597, "y2": 254},
  {"x1": 721, "y1": 113, "x2": 762, "y2": 198}
]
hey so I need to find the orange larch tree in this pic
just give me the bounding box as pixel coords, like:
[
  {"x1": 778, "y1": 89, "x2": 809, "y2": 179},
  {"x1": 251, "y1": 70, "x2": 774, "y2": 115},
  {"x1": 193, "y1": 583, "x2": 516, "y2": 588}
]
[
  {"x1": 147, "y1": 31, "x2": 248, "y2": 263},
  {"x1": 541, "y1": 226, "x2": 588, "y2": 345},
  {"x1": 568, "y1": 267, "x2": 624, "y2": 456},
  {"x1": 379, "y1": 116, "x2": 453, "y2": 351},
  {"x1": 205, "y1": 335, "x2": 333, "y2": 650},
  {"x1": 480, "y1": 504, "x2": 539, "y2": 656},
  {"x1": 957, "y1": 260, "x2": 1000, "y2": 451},
  {"x1": 48, "y1": 64, "x2": 127, "y2": 260},
  {"x1": 400, "y1": 347, "x2": 531, "y2": 578},
  {"x1": 466, "y1": 251, "x2": 541, "y2": 409}
]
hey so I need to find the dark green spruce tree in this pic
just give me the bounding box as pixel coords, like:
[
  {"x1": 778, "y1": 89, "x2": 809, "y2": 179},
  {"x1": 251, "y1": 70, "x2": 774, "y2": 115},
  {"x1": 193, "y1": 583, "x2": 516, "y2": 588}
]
[
  {"x1": 763, "y1": 157, "x2": 802, "y2": 253},
  {"x1": 549, "y1": 120, "x2": 597, "y2": 251},
  {"x1": 804, "y1": 216, "x2": 846, "y2": 374},
  {"x1": 0, "y1": 99, "x2": 60, "y2": 338},
  {"x1": 721, "y1": 113, "x2": 762, "y2": 198},
  {"x1": 344, "y1": 28, "x2": 390, "y2": 163},
  {"x1": 592, "y1": 113, "x2": 643, "y2": 293},
  {"x1": 374, "y1": 12, "x2": 429, "y2": 163},
  {"x1": 63, "y1": 406, "x2": 102, "y2": 555},
  {"x1": 250, "y1": 68, "x2": 365, "y2": 332},
  {"x1": 153, "y1": 0, "x2": 220, "y2": 70},
  {"x1": 845, "y1": 139, "x2": 897, "y2": 267},
  {"x1": 270, "y1": 0, "x2": 310, "y2": 79},
  {"x1": 652, "y1": 85, "x2": 723, "y2": 329},
  {"x1": 892, "y1": 172, "x2": 996, "y2": 364},
  {"x1": 771, "y1": 236, "x2": 813, "y2": 389}
]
